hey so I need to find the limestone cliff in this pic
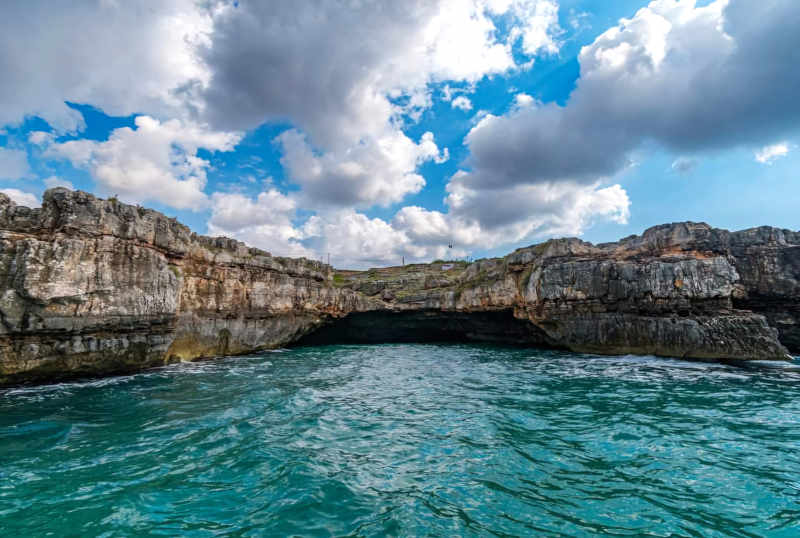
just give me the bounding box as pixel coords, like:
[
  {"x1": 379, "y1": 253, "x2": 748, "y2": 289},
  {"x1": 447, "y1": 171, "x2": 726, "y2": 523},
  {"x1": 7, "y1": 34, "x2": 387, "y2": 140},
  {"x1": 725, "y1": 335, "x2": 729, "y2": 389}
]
[
  {"x1": 0, "y1": 189, "x2": 796, "y2": 385},
  {"x1": 0, "y1": 189, "x2": 372, "y2": 385},
  {"x1": 323, "y1": 222, "x2": 797, "y2": 362}
]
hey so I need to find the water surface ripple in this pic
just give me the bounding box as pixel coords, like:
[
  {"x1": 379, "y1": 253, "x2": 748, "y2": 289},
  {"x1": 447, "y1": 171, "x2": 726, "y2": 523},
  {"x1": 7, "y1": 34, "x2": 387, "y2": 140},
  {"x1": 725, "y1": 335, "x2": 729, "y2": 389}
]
[{"x1": 2, "y1": 345, "x2": 799, "y2": 536}]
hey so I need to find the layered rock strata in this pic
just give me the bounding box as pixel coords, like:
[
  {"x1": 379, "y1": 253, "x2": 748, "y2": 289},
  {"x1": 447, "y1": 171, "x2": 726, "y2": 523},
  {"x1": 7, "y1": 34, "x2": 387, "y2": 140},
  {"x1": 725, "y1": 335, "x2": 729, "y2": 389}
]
[
  {"x1": 0, "y1": 189, "x2": 370, "y2": 385},
  {"x1": 0, "y1": 189, "x2": 796, "y2": 385}
]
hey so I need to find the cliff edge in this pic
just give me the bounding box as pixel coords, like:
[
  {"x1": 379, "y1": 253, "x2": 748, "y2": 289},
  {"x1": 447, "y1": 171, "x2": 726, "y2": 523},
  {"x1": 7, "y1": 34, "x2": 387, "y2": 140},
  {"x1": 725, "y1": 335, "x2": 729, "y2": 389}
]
[{"x1": 0, "y1": 189, "x2": 796, "y2": 385}]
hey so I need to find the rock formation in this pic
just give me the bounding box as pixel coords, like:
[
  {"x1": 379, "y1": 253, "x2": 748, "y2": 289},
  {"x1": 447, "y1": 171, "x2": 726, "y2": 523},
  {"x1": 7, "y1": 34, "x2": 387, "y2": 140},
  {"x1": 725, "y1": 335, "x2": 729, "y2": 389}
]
[{"x1": 0, "y1": 189, "x2": 796, "y2": 385}]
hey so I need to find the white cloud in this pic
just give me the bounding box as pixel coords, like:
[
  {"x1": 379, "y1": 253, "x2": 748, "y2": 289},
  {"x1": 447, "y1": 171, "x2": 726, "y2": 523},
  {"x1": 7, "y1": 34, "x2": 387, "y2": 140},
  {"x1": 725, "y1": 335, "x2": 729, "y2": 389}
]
[
  {"x1": 208, "y1": 189, "x2": 311, "y2": 258},
  {"x1": 0, "y1": 148, "x2": 31, "y2": 180},
  {"x1": 201, "y1": 1, "x2": 563, "y2": 141},
  {"x1": 28, "y1": 131, "x2": 54, "y2": 146},
  {"x1": 277, "y1": 129, "x2": 448, "y2": 209},
  {"x1": 48, "y1": 115, "x2": 241, "y2": 210},
  {"x1": 0, "y1": 188, "x2": 40, "y2": 208},
  {"x1": 199, "y1": 0, "x2": 561, "y2": 209},
  {"x1": 444, "y1": 176, "x2": 630, "y2": 238},
  {"x1": 455, "y1": 0, "x2": 800, "y2": 196},
  {"x1": 501, "y1": 0, "x2": 561, "y2": 57},
  {"x1": 0, "y1": 0, "x2": 562, "y2": 149},
  {"x1": 303, "y1": 211, "x2": 416, "y2": 268},
  {"x1": 206, "y1": 189, "x2": 455, "y2": 268},
  {"x1": 43, "y1": 176, "x2": 74, "y2": 190},
  {"x1": 207, "y1": 191, "x2": 453, "y2": 267},
  {"x1": 514, "y1": 93, "x2": 535, "y2": 108},
  {"x1": 451, "y1": 96, "x2": 473, "y2": 111},
  {"x1": 298, "y1": 207, "x2": 472, "y2": 268},
  {"x1": 754, "y1": 143, "x2": 790, "y2": 165},
  {"x1": 0, "y1": 0, "x2": 213, "y2": 133},
  {"x1": 3, "y1": 0, "x2": 571, "y2": 245}
]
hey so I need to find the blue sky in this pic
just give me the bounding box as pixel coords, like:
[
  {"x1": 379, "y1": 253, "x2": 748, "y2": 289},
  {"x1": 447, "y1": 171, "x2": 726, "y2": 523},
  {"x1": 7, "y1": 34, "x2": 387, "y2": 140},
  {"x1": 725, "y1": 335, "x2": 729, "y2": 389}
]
[{"x1": 0, "y1": 0, "x2": 798, "y2": 267}]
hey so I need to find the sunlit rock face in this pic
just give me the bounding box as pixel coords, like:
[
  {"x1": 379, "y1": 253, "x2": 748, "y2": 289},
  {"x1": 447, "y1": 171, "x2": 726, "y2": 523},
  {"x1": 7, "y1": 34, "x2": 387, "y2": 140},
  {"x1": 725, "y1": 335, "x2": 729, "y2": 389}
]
[
  {"x1": 0, "y1": 189, "x2": 796, "y2": 385},
  {"x1": 0, "y1": 189, "x2": 371, "y2": 385},
  {"x1": 329, "y1": 222, "x2": 796, "y2": 361}
]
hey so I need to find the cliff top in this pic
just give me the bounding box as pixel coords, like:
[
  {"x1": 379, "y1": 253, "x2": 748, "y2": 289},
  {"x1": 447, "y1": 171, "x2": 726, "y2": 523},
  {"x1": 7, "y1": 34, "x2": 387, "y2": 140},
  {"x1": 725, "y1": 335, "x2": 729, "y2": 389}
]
[
  {"x1": 1, "y1": 188, "x2": 797, "y2": 279},
  {"x1": 0, "y1": 188, "x2": 332, "y2": 281}
]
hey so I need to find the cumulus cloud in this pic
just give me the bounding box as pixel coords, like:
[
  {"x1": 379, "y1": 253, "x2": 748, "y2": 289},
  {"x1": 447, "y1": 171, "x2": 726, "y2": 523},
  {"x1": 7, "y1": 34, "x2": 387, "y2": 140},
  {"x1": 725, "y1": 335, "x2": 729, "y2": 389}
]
[
  {"x1": 190, "y1": 0, "x2": 641, "y2": 268},
  {"x1": 207, "y1": 188, "x2": 457, "y2": 268},
  {"x1": 5, "y1": 0, "x2": 615, "y2": 262},
  {"x1": 444, "y1": 176, "x2": 630, "y2": 237},
  {"x1": 754, "y1": 143, "x2": 790, "y2": 165},
  {"x1": 208, "y1": 189, "x2": 311, "y2": 258},
  {"x1": 198, "y1": 0, "x2": 561, "y2": 208},
  {"x1": 458, "y1": 0, "x2": 800, "y2": 195},
  {"x1": 28, "y1": 131, "x2": 54, "y2": 146},
  {"x1": 382, "y1": 181, "x2": 629, "y2": 266},
  {"x1": 47, "y1": 116, "x2": 240, "y2": 209},
  {"x1": 461, "y1": 101, "x2": 630, "y2": 191},
  {"x1": 0, "y1": 0, "x2": 212, "y2": 132},
  {"x1": 303, "y1": 211, "x2": 420, "y2": 268},
  {"x1": 199, "y1": 1, "x2": 560, "y2": 139},
  {"x1": 290, "y1": 207, "x2": 475, "y2": 268},
  {"x1": 513, "y1": 93, "x2": 535, "y2": 108},
  {"x1": 451, "y1": 96, "x2": 473, "y2": 111},
  {"x1": 277, "y1": 129, "x2": 448, "y2": 209},
  {"x1": 500, "y1": 0, "x2": 561, "y2": 57},
  {"x1": 207, "y1": 190, "x2": 458, "y2": 267},
  {"x1": 2, "y1": 0, "x2": 572, "y2": 253},
  {"x1": 0, "y1": 188, "x2": 40, "y2": 208},
  {"x1": 0, "y1": 148, "x2": 30, "y2": 180}
]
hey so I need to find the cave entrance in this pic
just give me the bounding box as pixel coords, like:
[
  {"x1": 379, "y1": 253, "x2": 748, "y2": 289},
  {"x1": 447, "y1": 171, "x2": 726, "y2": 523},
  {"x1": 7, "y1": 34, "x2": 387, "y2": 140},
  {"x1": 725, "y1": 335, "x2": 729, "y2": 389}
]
[{"x1": 293, "y1": 309, "x2": 556, "y2": 347}]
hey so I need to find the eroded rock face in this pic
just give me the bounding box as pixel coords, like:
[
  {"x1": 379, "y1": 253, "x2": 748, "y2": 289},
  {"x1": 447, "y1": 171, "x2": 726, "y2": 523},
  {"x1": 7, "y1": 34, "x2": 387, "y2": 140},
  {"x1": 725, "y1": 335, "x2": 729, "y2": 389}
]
[
  {"x1": 0, "y1": 189, "x2": 372, "y2": 385},
  {"x1": 327, "y1": 223, "x2": 797, "y2": 362},
  {"x1": 0, "y1": 189, "x2": 796, "y2": 385}
]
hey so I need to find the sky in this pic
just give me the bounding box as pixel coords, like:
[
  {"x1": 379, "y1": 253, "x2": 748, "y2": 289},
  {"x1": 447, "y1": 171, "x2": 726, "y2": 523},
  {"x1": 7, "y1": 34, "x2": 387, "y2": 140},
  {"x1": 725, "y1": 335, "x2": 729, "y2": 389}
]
[{"x1": 0, "y1": 0, "x2": 798, "y2": 269}]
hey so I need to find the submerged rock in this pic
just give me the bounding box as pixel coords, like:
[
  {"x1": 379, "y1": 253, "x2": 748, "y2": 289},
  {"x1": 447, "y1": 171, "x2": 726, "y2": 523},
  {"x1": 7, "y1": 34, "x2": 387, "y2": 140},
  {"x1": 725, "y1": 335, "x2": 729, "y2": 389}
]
[{"x1": 0, "y1": 189, "x2": 796, "y2": 385}]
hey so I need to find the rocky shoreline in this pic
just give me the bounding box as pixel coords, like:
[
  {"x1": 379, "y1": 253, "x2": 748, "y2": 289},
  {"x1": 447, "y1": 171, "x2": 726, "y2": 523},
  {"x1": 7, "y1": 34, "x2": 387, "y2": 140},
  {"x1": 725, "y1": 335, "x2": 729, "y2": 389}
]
[{"x1": 1, "y1": 188, "x2": 797, "y2": 386}]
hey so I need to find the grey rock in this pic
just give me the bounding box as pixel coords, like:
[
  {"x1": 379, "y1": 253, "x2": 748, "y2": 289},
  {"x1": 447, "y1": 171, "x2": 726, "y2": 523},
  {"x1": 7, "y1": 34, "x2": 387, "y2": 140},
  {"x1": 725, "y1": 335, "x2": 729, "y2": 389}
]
[{"x1": 0, "y1": 193, "x2": 796, "y2": 386}]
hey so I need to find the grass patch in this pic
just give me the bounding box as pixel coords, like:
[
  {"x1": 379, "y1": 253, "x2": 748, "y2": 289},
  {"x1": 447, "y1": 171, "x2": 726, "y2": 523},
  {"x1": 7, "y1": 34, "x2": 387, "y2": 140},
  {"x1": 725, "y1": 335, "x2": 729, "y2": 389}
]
[
  {"x1": 432, "y1": 259, "x2": 468, "y2": 265},
  {"x1": 332, "y1": 272, "x2": 355, "y2": 287}
]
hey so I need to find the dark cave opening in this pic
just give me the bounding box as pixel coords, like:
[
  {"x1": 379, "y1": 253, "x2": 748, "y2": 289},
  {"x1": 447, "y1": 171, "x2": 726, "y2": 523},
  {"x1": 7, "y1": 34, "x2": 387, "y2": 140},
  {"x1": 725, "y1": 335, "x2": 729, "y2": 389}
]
[{"x1": 293, "y1": 309, "x2": 558, "y2": 347}]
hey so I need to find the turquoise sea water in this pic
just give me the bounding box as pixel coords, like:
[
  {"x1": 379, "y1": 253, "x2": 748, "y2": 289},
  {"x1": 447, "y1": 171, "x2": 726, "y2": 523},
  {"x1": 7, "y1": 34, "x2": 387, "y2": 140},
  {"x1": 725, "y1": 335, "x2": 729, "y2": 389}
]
[{"x1": 1, "y1": 344, "x2": 799, "y2": 537}]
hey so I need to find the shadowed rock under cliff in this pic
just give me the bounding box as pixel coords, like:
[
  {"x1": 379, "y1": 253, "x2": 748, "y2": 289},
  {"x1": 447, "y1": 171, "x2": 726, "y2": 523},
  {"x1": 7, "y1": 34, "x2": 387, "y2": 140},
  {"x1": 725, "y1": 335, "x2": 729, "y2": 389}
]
[{"x1": 0, "y1": 189, "x2": 796, "y2": 385}]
